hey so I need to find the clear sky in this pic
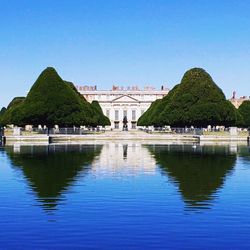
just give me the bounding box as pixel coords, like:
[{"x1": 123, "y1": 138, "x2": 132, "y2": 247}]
[{"x1": 1, "y1": 0, "x2": 250, "y2": 108}]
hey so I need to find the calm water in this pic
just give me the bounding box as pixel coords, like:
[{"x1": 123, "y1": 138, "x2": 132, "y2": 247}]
[{"x1": 1, "y1": 141, "x2": 250, "y2": 249}]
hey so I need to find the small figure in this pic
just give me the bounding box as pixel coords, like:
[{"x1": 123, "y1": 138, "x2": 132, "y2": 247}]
[
  {"x1": 123, "y1": 116, "x2": 128, "y2": 131},
  {"x1": 233, "y1": 91, "x2": 236, "y2": 99}
]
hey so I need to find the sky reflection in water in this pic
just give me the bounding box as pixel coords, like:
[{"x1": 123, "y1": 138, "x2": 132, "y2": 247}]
[{"x1": 1, "y1": 142, "x2": 250, "y2": 249}]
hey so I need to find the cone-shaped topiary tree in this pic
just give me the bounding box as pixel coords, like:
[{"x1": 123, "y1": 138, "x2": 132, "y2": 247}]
[
  {"x1": 0, "y1": 67, "x2": 110, "y2": 127},
  {"x1": 138, "y1": 68, "x2": 238, "y2": 127}
]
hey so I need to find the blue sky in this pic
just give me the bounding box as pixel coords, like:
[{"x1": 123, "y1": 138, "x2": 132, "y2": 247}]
[{"x1": 1, "y1": 0, "x2": 250, "y2": 107}]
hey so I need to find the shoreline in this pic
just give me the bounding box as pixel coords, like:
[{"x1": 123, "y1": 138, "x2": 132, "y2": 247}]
[{"x1": 2, "y1": 131, "x2": 249, "y2": 144}]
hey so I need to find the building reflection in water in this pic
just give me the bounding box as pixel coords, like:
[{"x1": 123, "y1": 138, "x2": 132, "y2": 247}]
[
  {"x1": 123, "y1": 144, "x2": 128, "y2": 159},
  {"x1": 146, "y1": 144, "x2": 237, "y2": 210},
  {"x1": 5, "y1": 144, "x2": 103, "y2": 212},
  {"x1": 90, "y1": 141, "x2": 157, "y2": 177},
  {"x1": 4, "y1": 142, "x2": 157, "y2": 212},
  {"x1": 4, "y1": 141, "x2": 246, "y2": 213}
]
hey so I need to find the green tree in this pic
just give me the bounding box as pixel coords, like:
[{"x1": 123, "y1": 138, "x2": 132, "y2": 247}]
[
  {"x1": 238, "y1": 101, "x2": 250, "y2": 127},
  {"x1": 91, "y1": 101, "x2": 111, "y2": 126},
  {"x1": 0, "y1": 107, "x2": 7, "y2": 126},
  {"x1": 0, "y1": 107, "x2": 6, "y2": 117},
  {"x1": 138, "y1": 68, "x2": 237, "y2": 127},
  {"x1": 0, "y1": 67, "x2": 110, "y2": 127},
  {"x1": 0, "y1": 97, "x2": 25, "y2": 126}
]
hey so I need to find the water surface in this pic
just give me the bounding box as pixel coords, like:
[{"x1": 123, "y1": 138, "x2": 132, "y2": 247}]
[{"x1": 1, "y1": 142, "x2": 250, "y2": 249}]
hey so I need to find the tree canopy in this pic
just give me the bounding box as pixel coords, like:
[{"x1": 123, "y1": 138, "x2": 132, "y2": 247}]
[
  {"x1": 238, "y1": 101, "x2": 250, "y2": 127},
  {"x1": 138, "y1": 68, "x2": 239, "y2": 127},
  {"x1": 0, "y1": 107, "x2": 6, "y2": 117},
  {"x1": 0, "y1": 97, "x2": 25, "y2": 126},
  {"x1": 0, "y1": 107, "x2": 7, "y2": 126},
  {"x1": 0, "y1": 67, "x2": 110, "y2": 127},
  {"x1": 91, "y1": 101, "x2": 111, "y2": 126}
]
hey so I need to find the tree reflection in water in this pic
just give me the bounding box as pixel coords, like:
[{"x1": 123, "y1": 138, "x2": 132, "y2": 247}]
[
  {"x1": 4, "y1": 142, "x2": 243, "y2": 213},
  {"x1": 5, "y1": 144, "x2": 102, "y2": 211},
  {"x1": 146, "y1": 144, "x2": 237, "y2": 210}
]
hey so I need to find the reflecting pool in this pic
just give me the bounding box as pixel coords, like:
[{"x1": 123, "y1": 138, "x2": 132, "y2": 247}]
[{"x1": 1, "y1": 142, "x2": 250, "y2": 249}]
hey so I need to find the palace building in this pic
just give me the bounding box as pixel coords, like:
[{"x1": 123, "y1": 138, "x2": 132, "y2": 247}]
[
  {"x1": 229, "y1": 91, "x2": 250, "y2": 109},
  {"x1": 76, "y1": 85, "x2": 169, "y2": 129}
]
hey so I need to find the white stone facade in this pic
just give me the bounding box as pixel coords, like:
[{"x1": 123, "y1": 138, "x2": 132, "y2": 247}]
[
  {"x1": 229, "y1": 91, "x2": 250, "y2": 109},
  {"x1": 77, "y1": 86, "x2": 169, "y2": 129}
]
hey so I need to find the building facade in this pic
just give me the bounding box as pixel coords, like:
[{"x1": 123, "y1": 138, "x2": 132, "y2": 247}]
[
  {"x1": 76, "y1": 85, "x2": 169, "y2": 129},
  {"x1": 229, "y1": 91, "x2": 250, "y2": 109}
]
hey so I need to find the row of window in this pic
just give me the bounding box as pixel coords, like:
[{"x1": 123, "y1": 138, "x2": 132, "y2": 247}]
[
  {"x1": 114, "y1": 121, "x2": 137, "y2": 129},
  {"x1": 87, "y1": 94, "x2": 159, "y2": 101},
  {"x1": 106, "y1": 109, "x2": 145, "y2": 120}
]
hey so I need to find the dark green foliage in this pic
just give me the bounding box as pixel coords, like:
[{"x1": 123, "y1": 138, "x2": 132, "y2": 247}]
[
  {"x1": 64, "y1": 81, "x2": 88, "y2": 102},
  {"x1": 138, "y1": 68, "x2": 238, "y2": 127},
  {"x1": 137, "y1": 99, "x2": 162, "y2": 126},
  {"x1": 0, "y1": 107, "x2": 6, "y2": 116},
  {"x1": 238, "y1": 101, "x2": 250, "y2": 127},
  {"x1": 20, "y1": 67, "x2": 93, "y2": 126},
  {"x1": 138, "y1": 84, "x2": 180, "y2": 126},
  {"x1": 0, "y1": 107, "x2": 7, "y2": 126},
  {"x1": 91, "y1": 101, "x2": 111, "y2": 126},
  {"x1": 7, "y1": 97, "x2": 25, "y2": 109},
  {"x1": 1, "y1": 67, "x2": 110, "y2": 127},
  {"x1": 0, "y1": 97, "x2": 25, "y2": 126}
]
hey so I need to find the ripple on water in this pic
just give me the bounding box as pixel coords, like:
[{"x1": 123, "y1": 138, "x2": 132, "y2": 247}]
[{"x1": 0, "y1": 143, "x2": 250, "y2": 249}]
